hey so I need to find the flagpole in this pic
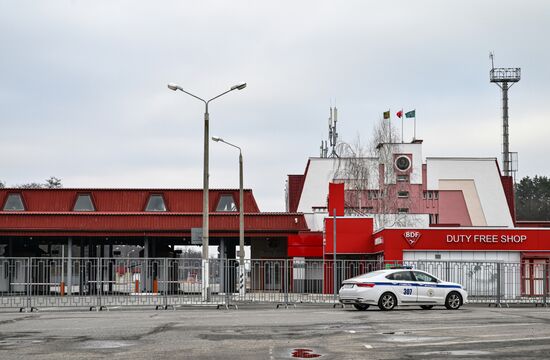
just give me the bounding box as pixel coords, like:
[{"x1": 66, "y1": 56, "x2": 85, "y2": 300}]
[
  {"x1": 388, "y1": 109, "x2": 391, "y2": 143},
  {"x1": 414, "y1": 109, "x2": 417, "y2": 140},
  {"x1": 401, "y1": 108, "x2": 404, "y2": 144}
]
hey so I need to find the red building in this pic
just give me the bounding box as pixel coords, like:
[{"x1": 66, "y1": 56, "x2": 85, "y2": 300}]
[{"x1": 0, "y1": 188, "x2": 308, "y2": 259}]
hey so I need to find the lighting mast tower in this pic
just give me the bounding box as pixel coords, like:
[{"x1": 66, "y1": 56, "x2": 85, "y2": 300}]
[{"x1": 489, "y1": 52, "x2": 521, "y2": 177}]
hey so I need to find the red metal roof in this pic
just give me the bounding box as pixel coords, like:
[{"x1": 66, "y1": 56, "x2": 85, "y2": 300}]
[
  {"x1": 287, "y1": 175, "x2": 305, "y2": 212},
  {"x1": 0, "y1": 188, "x2": 260, "y2": 213},
  {"x1": 500, "y1": 175, "x2": 516, "y2": 223},
  {"x1": 0, "y1": 189, "x2": 308, "y2": 237},
  {"x1": 287, "y1": 159, "x2": 310, "y2": 212},
  {"x1": 0, "y1": 212, "x2": 308, "y2": 237}
]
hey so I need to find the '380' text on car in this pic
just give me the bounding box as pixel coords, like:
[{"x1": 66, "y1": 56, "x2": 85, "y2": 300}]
[{"x1": 338, "y1": 268, "x2": 468, "y2": 311}]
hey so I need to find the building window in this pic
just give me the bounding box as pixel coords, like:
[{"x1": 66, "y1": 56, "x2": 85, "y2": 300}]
[
  {"x1": 397, "y1": 208, "x2": 409, "y2": 214},
  {"x1": 145, "y1": 194, "x2": 167, "y2": 212},
  {"x1": 216, "y1": 194, "x2": 237, "y2": 212},
  {"x1": 368, "y1": 190, "x2": 381, "y2": 200},
  {"x1": 397, "y1": 175, "x2": 409, "y2": 182},
  {"x1": 427, "y1": 191, "x2": 433, "y2": 199},
  {"x1": 3, "y1": 193, "x2": 25, "y2": 211},
  {"x1": 73, "y1": 194, "x2": 95, "y2": 211},
  {"x1": 434, "y1": 191, "x2": 439, "y2": 200},
  {"x1": 397, "y1": 191, "x2": 409, "y2": 198}
]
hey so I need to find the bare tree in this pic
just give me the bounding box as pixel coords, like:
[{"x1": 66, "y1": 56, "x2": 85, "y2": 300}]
[
  {"x1": 15, "y1": 176, "x2": 63, "y2": 189},
  {"x1": 180, "y1": 247, "x2": 202, "y2": 259},
  {"x1": 333, "y1": 118, "x2": 421, "y2": 228},
  {"x1": 45, "y1": 176, "x2": 62, "y2": 189}
]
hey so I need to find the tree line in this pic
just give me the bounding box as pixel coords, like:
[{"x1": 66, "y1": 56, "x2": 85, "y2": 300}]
[
  {"x1": 1, "y1": 173, "x2": 547, "y2": 221},
  {"x1": 515, "y1": 175, "x2": 550, "y2": 221},
  {"x1": 0, "y1": 176, "x2": 62, "y2": 189}
]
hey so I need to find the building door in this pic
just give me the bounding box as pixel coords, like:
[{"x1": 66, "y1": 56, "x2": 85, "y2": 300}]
[{"x1": 522, "y1": 259, "x2": 549, "y2": 296}]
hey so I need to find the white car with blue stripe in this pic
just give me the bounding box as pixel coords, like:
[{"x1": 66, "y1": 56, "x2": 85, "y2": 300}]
[{"x1": 338, "y1": 268, "x2": 468, "y2": 311}]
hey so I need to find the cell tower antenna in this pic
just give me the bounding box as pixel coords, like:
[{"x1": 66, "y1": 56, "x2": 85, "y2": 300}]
[
  {"x1": 489, "y1": 53, "x2": 520, "y2": 177},
  {"x1": 328, "y1": 107, "x2": 339, "y2": 157}
]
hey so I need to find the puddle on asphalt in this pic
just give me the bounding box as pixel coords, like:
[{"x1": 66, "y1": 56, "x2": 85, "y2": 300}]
[
  {"x1": 290, "y1": 348, "x2": 323, "y2": 358},
  {"x1": 79, "y1": 340, "x2": 134, "y2": 349}
]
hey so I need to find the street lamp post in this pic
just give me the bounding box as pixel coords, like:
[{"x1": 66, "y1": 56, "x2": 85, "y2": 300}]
[
  {"x1": 168, "y1": 82, "x2": 246, "y2": 301},
  {"x1": 212, "y1": 136, "x2": 245, "y2": 296}
]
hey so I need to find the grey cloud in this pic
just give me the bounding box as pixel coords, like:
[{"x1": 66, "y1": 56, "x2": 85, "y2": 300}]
[{"x1": 1, "y1": 0, "x2": 549, "y2": 210}]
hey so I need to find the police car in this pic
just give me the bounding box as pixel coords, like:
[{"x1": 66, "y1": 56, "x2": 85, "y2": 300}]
[{"x1": 338, "y1": 268, "x2": 468, "y2": 311}]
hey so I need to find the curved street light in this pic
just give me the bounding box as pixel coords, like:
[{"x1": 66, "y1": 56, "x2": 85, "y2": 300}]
[
  {"x1": 168, "y1": 82, "x2": 247, "y2": 301},
  {"x1": 212, "y1": 136, "x2": 245, "y2": 296}
]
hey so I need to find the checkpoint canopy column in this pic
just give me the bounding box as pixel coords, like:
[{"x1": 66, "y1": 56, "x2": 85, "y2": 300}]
[
  {"x1": 67, "y1": 237, "x2": 72, "y2": 296},
  {"x1": 219, "y1": 238, "x2": 226, "y2": 292},
  {"x1": 144, "y1": 237, "x2": 149, "y2": 292},
  {"x1": 226, "y1": 240, "x2": 237, "y2": 293}
]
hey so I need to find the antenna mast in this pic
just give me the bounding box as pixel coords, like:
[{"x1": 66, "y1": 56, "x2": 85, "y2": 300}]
[
  {"x1": 328, "y1": 107, "x2": 339, "y2": 157},
  {"x1": 489, "y1": 52, "x2": 521, "y2": 177}
]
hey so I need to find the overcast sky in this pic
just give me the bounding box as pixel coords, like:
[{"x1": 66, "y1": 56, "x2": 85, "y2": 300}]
[{"x1": 1, "y1": 1, "x2": 549, "y2": 211}]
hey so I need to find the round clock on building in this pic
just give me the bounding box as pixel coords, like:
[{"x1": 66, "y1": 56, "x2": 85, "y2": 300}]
[{"x1": 395, "y1": 155, "x2": 411, "y2": 171}]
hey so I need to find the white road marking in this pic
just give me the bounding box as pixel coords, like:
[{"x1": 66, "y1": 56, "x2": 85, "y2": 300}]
[
  {"x1": 396, "y1": 322, "x2": 536, "y2": 332},
  {"x1": 364, "y1": 344, "x2": 373, "y2": 349},
  {"x1": 348, "y1": 330, "x2": 356, "y2": 333},
  {"x1": 398, "y1": 335, "x2": 550, "y2": 348}
]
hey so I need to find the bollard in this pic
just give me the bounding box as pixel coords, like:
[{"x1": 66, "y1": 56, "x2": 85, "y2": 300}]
[
  {"x1": 135, "y1": 279, "x2": 140, "y2": 294},
  {"x1": 153, "y1": 278, "x2": 158, "y2": 293},
  {"x1": 60, "y1": 282, "x2": 65, "y2": 297}
]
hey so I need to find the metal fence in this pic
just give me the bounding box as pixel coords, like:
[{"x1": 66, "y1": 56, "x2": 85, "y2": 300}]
[{"x1": 0, "y1": 257, "x2": 548, "y2": 311}]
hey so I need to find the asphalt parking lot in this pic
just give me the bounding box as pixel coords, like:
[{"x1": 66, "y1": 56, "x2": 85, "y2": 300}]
[{"x1": 1, "y1": 304, "x2": 550, "y2": 359}]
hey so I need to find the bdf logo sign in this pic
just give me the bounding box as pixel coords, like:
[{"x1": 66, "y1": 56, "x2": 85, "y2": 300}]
[{"x1": 403, "y1": 231, "x2": 421, "y2": 247}]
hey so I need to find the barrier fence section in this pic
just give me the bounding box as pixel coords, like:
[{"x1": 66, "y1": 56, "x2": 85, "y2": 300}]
[{"x1": 0, "y1": 257, "x2": 548, "y2": 310}]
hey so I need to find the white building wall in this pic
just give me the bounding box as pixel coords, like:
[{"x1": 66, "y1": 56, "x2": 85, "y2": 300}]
[
  {"x1": 373, "y1": 214, "x2": 429, "y2": 230},
  {"x1": 297, "y1": 157, "x2": 379, "y2": 214},
  {"x1": 304, "y1": 212, "x2": 429, "y2": 232},
  {"x1": 378, "y1": 143, "x2": 423, "y2": 185},
  {"x1": 297, "y1": 158, "x2": 336, "y2": 214},
  {"x1": 303, "y1": 212, "x2": 329, "y2": 232},
  {"x1": 296, "y1": 151, "x2": 513, "y2": 229},
  {"x1": 403, "y1": 251, "x2": 521, "y2": 262},
  {"x1": 426, "y1": 158, "x2": 513, "y2": 227}
]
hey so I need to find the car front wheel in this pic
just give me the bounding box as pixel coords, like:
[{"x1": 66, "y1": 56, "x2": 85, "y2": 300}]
[
  {"x1": 445, "y1": 292, "x2": 462, "y2": 310},
  {"x1": 353, "y1": 304, "x2": 370, "y2": 311},
  {"x1": 378, "y1": 292, "x2": 397, "y2": 311}
]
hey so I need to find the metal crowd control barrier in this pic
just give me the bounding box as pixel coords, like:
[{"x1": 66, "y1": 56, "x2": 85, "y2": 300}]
[{"x1": 0, "y1": 257, "x2": 549, "y2": 311}]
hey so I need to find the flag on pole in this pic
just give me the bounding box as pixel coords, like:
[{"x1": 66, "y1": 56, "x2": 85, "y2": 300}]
[
  {"x1": 405, "y1": 110, "x2": 416, "y2": 118},
  {"x1": 396, "y1": 110, "x2": 403, "y2": 118},
  {"x1": 383, "y1": 110, "x2": 390, "y2": 119}
]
